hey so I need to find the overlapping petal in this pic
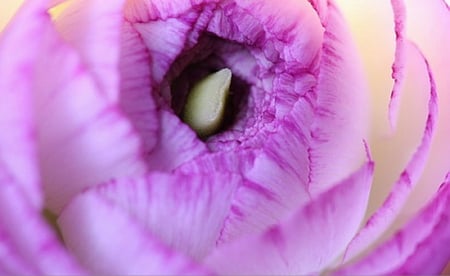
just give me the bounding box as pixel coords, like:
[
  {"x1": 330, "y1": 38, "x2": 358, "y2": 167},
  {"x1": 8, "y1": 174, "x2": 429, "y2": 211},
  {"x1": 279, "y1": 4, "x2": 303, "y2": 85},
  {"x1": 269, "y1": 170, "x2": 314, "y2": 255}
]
[
  {"x1": 307, "y1": 1, "x2": 369, "y2": 195},
  {"x1": 24, "y1": 1, "x2": 147, "y2": 212},
  {"x1": 58, "y1": 186, "x2": 211, "y2": 275},
  {"x1": 67, "y1": 171, "x2": 240, "y2": 260},
  {"x1": 342, "y1": 42, "x2": 438, "y2": 263},
  {"x1": 118, "y1": 21, "x2": 160, "y2": 157},
  {"x1": 54, "y1": 0, "x2": 125, "y2": 101},
  {"x1": 0, "y1": 167, "x2": 85, "y2": 275},
  {"x1": 387, "y1": 0, "x2": 407, "y2": 129},
  {"x1": 147, "y1": 110, "x2": 208, "y2": 171},
  {"x1": 204, "y1": 161, "x2": 374, "y2": 275},
  {"x1": 335, "y1": 175, "x2": 450, "y2": 275},
  {"x1": 0, "y1": 0, "x2": 43, "y2": 208}
]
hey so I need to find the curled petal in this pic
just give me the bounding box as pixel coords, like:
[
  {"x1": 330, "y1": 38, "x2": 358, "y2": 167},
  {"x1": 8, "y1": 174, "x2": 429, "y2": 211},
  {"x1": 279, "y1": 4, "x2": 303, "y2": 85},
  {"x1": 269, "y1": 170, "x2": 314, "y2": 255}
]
[
  {"x1": 400, "y1": 0, "x2": 450, "y2": 218},
  {"x1": 30, "y1": 5, "x2": 147, "y2": 212},
  {"x1": 388, "y1": 0, "x2": 407, "y2": 129},
  {"x1": 335, "y1": 175, "x2": 450, "y2": 275},
  {"x1": 0, "y1": 168, "x2": 85, "y2": 275},
  {"x1": 0, "y1": 0, "x2": 43, "y2": 208},
  {"x1": 204, "y1": 161, "x2": 374, "y2": 275},
  {"x1": 58, "y1": 189, "x2": 210, "y2": 275},
  {"x1": 119, "y1": 21, "x2": 159, "y2": 157},
  {"x1": 71, "y1": 171, "x2": 240, "y2": 260},
  {"x1": 147, "y1": 111, "x2": 208, "y2": 171},
  {"x1": 307, "y1": 1, "x2": 369, "y2": 195},
  {"x1": 342, "y1": 42, "x2": 438, "y2": 263},
  {"x1": 54, "y1": 0, "x2": 126, "y2": 100}
]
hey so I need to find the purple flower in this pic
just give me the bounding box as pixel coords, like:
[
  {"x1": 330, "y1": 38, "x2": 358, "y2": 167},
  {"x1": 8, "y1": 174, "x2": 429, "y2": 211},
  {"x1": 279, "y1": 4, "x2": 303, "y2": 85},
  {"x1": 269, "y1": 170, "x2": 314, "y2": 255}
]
[{"x1": 0, "y1": 0, "x2": 449, "y2": 275}]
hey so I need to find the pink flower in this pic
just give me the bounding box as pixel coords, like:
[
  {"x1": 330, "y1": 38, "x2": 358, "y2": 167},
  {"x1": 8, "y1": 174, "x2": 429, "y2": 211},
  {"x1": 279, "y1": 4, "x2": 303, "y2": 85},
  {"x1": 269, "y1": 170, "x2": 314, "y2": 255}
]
[{"x1": 0, "y1": 0, "x2": 448, "y2": 275}]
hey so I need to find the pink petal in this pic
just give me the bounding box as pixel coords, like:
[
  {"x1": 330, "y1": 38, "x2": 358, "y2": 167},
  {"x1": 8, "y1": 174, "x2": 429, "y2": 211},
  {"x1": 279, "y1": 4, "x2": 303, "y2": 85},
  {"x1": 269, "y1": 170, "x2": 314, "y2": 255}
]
[
  {"x1": 387, "y1": 0, "x2": 407, "y2": 129},
  {"x1": 147, "y1": 110, "x2": 208, "y2": 171},
  {"x1": 399, "y1": 0, "x2": 450, "y2": 222},
  {"x1": 118, "y1": 21, "x2": 159, "y2": 157},
  {"x1": 54, "y1": 0, "x2": 125, "y2": 100},
  {"x1": 342, "y1": 42, "x2": 438, "y2": 262},
  {"x1": 76, "y1": 171, "x2": 240, "y2": 259},
  {"x1": 335, "y1": 175, "x2": 450, "y2": 275},
  {"x1": 307, "y1": 2, "x2": 370, "y2": 195},
  {"x1": 28, "y1": 6, "x2": 147, "y2": 212},
  {"x1": 0, "y1": 0, "x2": 43, "y2": 208},
  {"x1": 0, "y1": 228, "x2": 36, "y2": 275},
  {"x1": 204, "y1": 161, "x2": 374, "y2": 275},
  {"x1": 0, "y1": 168, "x2": 85, "y2": 275},
  {"x1": 58, "y1": 189, "x2": 210, "y2": 275},
  {"x1": 216, "y1": 100, "x2": 314, "y2": 243}
]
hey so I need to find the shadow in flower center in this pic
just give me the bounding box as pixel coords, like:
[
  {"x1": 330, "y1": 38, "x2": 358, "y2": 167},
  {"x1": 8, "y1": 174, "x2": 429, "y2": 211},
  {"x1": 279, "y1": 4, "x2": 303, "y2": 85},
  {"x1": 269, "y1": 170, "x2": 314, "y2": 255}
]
[{"x1": 169, "y1": 35, "x2": 252, "y2": 140}]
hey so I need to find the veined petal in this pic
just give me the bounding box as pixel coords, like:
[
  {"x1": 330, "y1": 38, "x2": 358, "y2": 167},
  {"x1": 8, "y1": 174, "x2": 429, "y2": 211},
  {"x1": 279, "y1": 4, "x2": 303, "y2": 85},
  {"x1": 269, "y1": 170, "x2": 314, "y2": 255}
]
[
  {"x1": 0, "y1": 168, "x2": 85, "y2": 275},
  {"x1": 58, "y1": 189, "x2": 211, "y2": 275},
  {"x1": 119, "y1": 21, "x2": 159, "y2": 158},
  {"x1": 342, "y1": 42, "x2": 438, "y2": 263},
  {"x1": 0, "y1": 0, "x2": 43, "y2": 208},
  {"x1": 307, "y1": 1, "x2": 369, "y2": 195},
  {"x1": 147, "y1": 110, "x2": 208, "y2": 171},
  {"x1": 70, "y1": 171, "x2": 240, "y2": 260},
  {"x1": 204, "y1": 161, "x2": 374, "y2": 275},
  {"x1": 217, "y1": 99, "x2": 314, "y2": 243},
  {"x1": 399, "y1": 0, "x2": 450, "y2": 223},
  {"x1": 31, "y1": 5, "x2": 147, "y2": 212},
  {"x1": 54, "y1": 0, "x2": 125, "y2": 101},
  {"x1": 335, "y1": 175, "x2": 450, "y2": 275},
  {"x1": 0, "y1": 228, "x2": 37, "y2": 275},
  {"x1": 387, "y1": 0, "x2": 407, "y2": 129}
]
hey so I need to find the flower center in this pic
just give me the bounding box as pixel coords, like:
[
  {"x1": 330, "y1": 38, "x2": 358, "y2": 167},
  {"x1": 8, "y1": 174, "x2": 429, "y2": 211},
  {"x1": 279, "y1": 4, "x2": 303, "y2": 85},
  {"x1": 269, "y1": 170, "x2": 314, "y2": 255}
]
[
  {"x1": 168, "y1": 37, "x2": 253, "y2": 142},
  {"x1": 182, "y1": 68, "x2": 232, "y2": 138}
]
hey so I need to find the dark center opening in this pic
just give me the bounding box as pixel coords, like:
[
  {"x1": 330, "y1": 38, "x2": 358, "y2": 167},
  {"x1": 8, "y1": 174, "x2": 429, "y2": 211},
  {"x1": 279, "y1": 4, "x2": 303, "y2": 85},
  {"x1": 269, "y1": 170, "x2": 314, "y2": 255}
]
[{"x1": 167, "y1": 35, "x2": 252, "y2": 140}]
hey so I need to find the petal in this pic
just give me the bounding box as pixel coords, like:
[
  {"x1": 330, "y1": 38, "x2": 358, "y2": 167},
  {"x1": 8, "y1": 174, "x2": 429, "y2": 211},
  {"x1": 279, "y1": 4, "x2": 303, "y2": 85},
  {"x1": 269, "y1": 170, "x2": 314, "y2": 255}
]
[
  {"x1": 0, "y1": 168, "x2": 85, "y2": 275},
  {"x1": 335, "y1": 175, "x2": 450, "y2": 275},
  {"x1": 29, "y1": 5, "x2": 147, "y2": 212},
  {"x1": 399, "y1": 0, "x2": 450, "y2": 226},
  {"x1": 0, "y1": 0, "x2": 43, "y2": 208},
  {"x1": 204, "y1": 161, "x2": 374, "y2": 275},
  {"x1": 307, "y1": 2, "x2": 370, "y2": 195},
  {"x1": 76, "y1": 171, "x2": 239, "y2": 260},
  {"x1": 147, "y1": 110, "x2": 208, "y2": 171},
  {"x1": 54, "y1": 0, "x2": 125, "y2": 100},
  {"x1": 217, "y1": 99, "x2": 314, "y2": 243},
  {"x1": 342, "y1": 42, "x2": 438, "y2": 262},
  {"x1": 58, "y1": 189, "x2": 210, "y2": 275},
  {"x1": 118, "y1": 21, "x2": 159, "y2": 157},
  {"x1": 0, "y1": 228, "x2": 36, "y2": 275},
  {"x1": 387, "y1": 0, "x2": 407, "y2": 129}
]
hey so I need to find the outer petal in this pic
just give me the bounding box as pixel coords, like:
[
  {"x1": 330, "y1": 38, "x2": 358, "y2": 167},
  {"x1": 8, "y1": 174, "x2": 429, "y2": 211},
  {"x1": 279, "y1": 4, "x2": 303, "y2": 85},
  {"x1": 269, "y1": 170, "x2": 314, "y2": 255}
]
[
  {"x1": 217, "y1": 99, "x2": 314, "y2": 243},
  {"x1": 204, "y1": 161, "x2": 374, "y2": 275},
  {"x1": 54, "y1": 0, "x2": 125, "y2": 100},
  {"x1": 0, "y1": 168, "x2": 85, "y2": 275},
  {"x1": 307, "y1": 1, "x2": 369, "y2": 195},
  {"x1": 398, "y1": 0, "x2": 450, "y2": 225},
  {"x1": 342, "y1": 43, "x2": 438, "y2": 262},
  {"x1": 69, "y1": 171, "x2": 239, "y2": 260},
  {"x1": 335, "y1": 176, "x2": 450, "y2": 275},
  {"x1": 0, "y1": 0, "x2": 42, "y2": 208},
  {"x1": 29, "y1": 4, "x2": 147, "y2": 212},
  {"x1": 58, "y1": 189, "x2": 210, "y2": 275},
  {"x1": 387, "y1": 0, "x2": 407, "y2": 129}
]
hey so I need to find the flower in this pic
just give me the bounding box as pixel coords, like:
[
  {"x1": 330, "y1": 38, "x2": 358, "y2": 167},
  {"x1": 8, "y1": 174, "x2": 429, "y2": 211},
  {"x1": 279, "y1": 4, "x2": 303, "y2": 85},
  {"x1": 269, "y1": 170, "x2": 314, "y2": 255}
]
[{"x1": 0, "y1": 0, "x2": 449, "y2": 275}]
